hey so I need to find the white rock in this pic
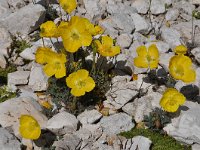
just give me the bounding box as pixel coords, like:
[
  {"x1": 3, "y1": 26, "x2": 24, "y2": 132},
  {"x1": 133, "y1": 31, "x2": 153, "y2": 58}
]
[
  {"x1": 191, "y1": 48, "x2": 200, "y2": 64},
  {"x1": 0, "y1": 128, "x2": 21, "y2": 150},
  {"x1": 192, "y1": 144, "x2": 200, "y2": 150},
  {"x1": 164, "y1": 101, "x2": 200, "y2": 144},
  {"x1": 131, "y1": 13, "x2": 150, "y2": 34},
  {"x1": 83, "y1": 0, "x2": 102, "y2": 20},
  {"x1": 125, "y1": 136, "x2": 152, "y2": 150},
  {"x1": 190, "y1": 0, "x2": 200, "y2": 5},
  {"x1": 77, "y1": 109, "x2": 103, "y2": 125},
  {"x1": 150, "y1": 0, "x2": 167, "y2": 15},
  {"x1": 53, "y1": 134, "x2": 81, "y2": 150},
  {"x1": 107, "y1": 3, "x2": 137, "y2": 15},
  {"x1": 0, "y1": 0, "x2": 12, "y2": 18},
  {"x1": 0, "y1": 4, "x2": 46, "y2": 35},
  {"x1": 131, "y1": 0, "x2": 150, "y2": 14},
  {"x1": 116, "y1": 33, "x2": 132, "y2": 48},
  {"x1": 105, "y1": 76, "x2": 138, "y2": 109},
  {"x1": 28, "y1": 63, "x2": 49, "y2": 91},
  {"x1": 161, "y1": 27, "x2": 181, "y2": 48},
  {"x1": 7, "y1": 0, "x2": 26, "y2": 10},
  {"x1": 165, "y1": 8, "x2": 179, "y2": 21},
  {"x1": 0, "y1": 26, "x2": 12, "y2": 57},
  {"x1": 47, "y1": 111, "x2": 79, "y2": 135},
  {"x1": 99, "y1": 113, "x2": 135, "y2": 135},
  {"x1": 159, "y1": 52, "x2": 174, "y2": 72},
  {"x1": 174, "y1": 1, "x2": 195, "y2": 15},
  {"x1": 0, "y1": 54, "x2": 6, "y2": 68},
  {"x1": 19, "y1": 46, "x2": 36, "y2": 60},
  {"x1": 0, "y1": 97, "x2": 47, "y2": 138},
  {"x1": 8, "y1": 71, "x2": 30, "y2": 86}
]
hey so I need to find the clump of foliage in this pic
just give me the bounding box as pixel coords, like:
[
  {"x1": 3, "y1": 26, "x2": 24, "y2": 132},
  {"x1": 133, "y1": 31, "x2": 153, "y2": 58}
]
[
  {"x1": 10, "y1": 34, "x2": 31, "y2": 54},
  {"x1": 120, "y1": 128, "x2": 191, "y2": 150},
  {"x1": 144, "y1": 108, "x2": 171, "y2": 133},
  {"x1": 45, "y1": 5, "x2": 59, "y2": 21},
  {"x1": 0, "y1": 85, "x2": 16, "y2": 103}
]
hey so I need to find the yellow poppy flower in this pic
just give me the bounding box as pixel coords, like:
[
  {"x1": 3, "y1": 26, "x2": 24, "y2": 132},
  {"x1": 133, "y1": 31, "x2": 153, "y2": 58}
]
[
  {"x1": 94, "y1": 36, "x2": 120, "y2": 57},
  {"x1": 134, "y1": 44, "x2": 159, "y2": 69},
  {"x1": 40, "y1": 21, "x2": 59, "y2": 38},
  {"x1": 43, "y1": 53, "x2": 67, "y2": 78},
  {"x1": 160, "y1": 88, "x2": 186, "y2": 112},
  {"x1": 174, "y1": 45, "x2": 187, "y2": 55},
  {"x1": 59, "y1": 0, "x2": 77, "y2": 14},
  {"x1": 169, "y1": 55, "x2": 196, "y2": 83},
  {"x1": 66, "y1": 69, "x2": 95, "y2": 97},
  {"x1": 61, "y1": 16, "x2": 92, "y2": 53},
  {"x1": 35, "y1": 47, "x2": 67, "y2": 78},
  {"x1": 19, "y1": 115, "x2": 41, "y2": 140}
]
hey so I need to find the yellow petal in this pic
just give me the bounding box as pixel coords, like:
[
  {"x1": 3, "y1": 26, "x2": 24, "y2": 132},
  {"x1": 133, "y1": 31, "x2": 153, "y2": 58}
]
[
  {"x1": 149, "y1": 59, "x2": 159, "y2": 69},
  {"x1": 102, "y1": 36, "x2": 113, "y2": 47},
  {"x1": 43, "y1": 64, "x2": 56, "y2": 77},
  {"x1": 148, "y1": 44, "x2": 159, "y2": 59},
  {"x1": 110, "y1": 46, "x2": 121, "y2": 56},
  {"x1": 19, "y1": 115, "x2": 41, "y2": 140},
  {"x1": 174, "y1": 45, "x2": 187, "y2": 55},
  {"x1": 173, "y1": 93, "x2": 186, "y2": 105},
  {"x1": 59, "y1": 0, "x2": 77, "y2": 14},
  {"x1": 182, "y1": 69, "x2": 196, "y2": 83},
  {"x1": 134, "y1": 57, "x2": 148, "y2": 68},
  {"x1": 55, "y1": 63, "x2": 66, "y2": 78},
  {"x1": 63, "y1": 37, "x2": 82, "y2": 53},
  {"x1": 83, "y1": 77, "x2": 95, "y2": 92},
  {"x1": 136, "y1": 46, "x2": 147, "y2": 57},
  {"x1": 66, "y1": 72, "x2": 77, "y2": 88},
  {"x1": 80, "y1": 32, "x2": 92, "y2": 46},
  {"x1": 76, "y1": 69, "x2": 89, "y2": 80},
  {"x1": 71, "y1": 87, "x2": 85, "y2": 97}
]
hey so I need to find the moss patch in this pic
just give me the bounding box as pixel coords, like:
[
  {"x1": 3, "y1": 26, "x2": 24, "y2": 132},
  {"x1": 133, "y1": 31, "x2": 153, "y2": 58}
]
[{"x1": 120, "y1": 128, "x2": 191, "y2": 150}]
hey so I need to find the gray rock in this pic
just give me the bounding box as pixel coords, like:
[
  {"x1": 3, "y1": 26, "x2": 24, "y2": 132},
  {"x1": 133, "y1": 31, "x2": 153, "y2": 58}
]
[
  {"x1": 99, "y1": 113, "x2": 135, "y2": 135},
  {"x1": 174, "y1": 1, "x2": 195, "y2": 15},
  {"x1": 7, "y1": 0, "x2": 26, "y2": 10},
  {"x1": 131, "y1": 0, "x2": 150, "y2": 14},
  {"x1": 47, "y1": 111, "x2": 79, "y2": 135},
  {"x1": 8, "y1": 71, "x2": 30, "y2": 87},
  {"x1": 191, "y1": 47, "x2": 200, "y2": 64},
  {"x1": 165, "y1": 8, "x2": 179, "y2": 21},
  {"x1": 0, "y1": 54, "x2": 6, "y2": 68},
  {"x1": 116, "y1": 33, "x2": 132, "y2": 48},
  {"x1": 77, "y1": 109, "x2": 103, "y2": 125},
  {"x1": 0, "y1": 26, "x2": 12, "y2": 57},
  {"x1": 107, "y1": 3, "x2": 137, "y2": 15},
  {"x1": 150, "y1": 0, "x2": 171, "y2": 15},
  {"x1": 28, "y1": 63, "x2": 49, "y2": 91},
  {"x1": 161, "y1": 27, "x2": 181, "y2": 48},
  {"x1": 0, "y1": 97, "x2": 47, "y2": 137},
  {"x1": 53, "y1": 134, "x2": 81, "y2": 150},
  {"x1": 124, "y1": 136, "x2": 152, "y2": 150},
  {"x1": 0, "y1": 128, "x2": 21, "y2": 150},
  {"x1": 0, "y1": 1, "x2": 12, "y2": 18},
  {"x1": 105, "y1": 76, "x2": 138, "y2": 109},
  {"x1": 131, "y1": 13, "x2": 150, "y2": 34},
  {"x1": 164, "y1": 101, "x2": 200, "y2": 144},
  {"x1": 192, "y1": 144, "x2": 200, "y2": 150},
  {"x1": 19, "y1": 46, "x2": 36, "y2": 60},
  {"x1": 0, "y1": 4, "x2": 46, "y2": 35},
  {"x1": 159, "y1": 52, "x2": 174, "y2": 72}
]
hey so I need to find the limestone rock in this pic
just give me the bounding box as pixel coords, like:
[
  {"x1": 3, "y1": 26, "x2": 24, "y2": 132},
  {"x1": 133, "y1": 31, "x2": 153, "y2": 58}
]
[
  {"x1": 131, "y1": 0, "x2": 150, "y2": 14},
  {"x1": 28, "y1": 63, "x2": 49, "y2": 91},
  {"x1": 0, "y1": 128, "x2": 21, "y2": 150},
  {"x1": 99, "y1": 113, "x2": 135, "y2": 135},
  {"x1": 47, "y1": 111, "x2": 79, "y2": 135},
  {"x1": 77, "y1": 109, "x2": 103, "y2": 125},
  {"x1": 0, "y1": 4, "x2": 46, "y2": 35},
  {"x1": 8, "y1": 71, "x2": 30, "y2": 86}
]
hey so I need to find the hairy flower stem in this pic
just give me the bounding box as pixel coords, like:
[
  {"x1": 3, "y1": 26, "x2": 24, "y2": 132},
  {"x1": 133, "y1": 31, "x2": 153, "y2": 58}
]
[
  {"x1": 91, "y1": 51, "x2": 96, "y2": 75},
  {"x1": 71, "y1": 96, "x2": 77, "y2": 110},
  {"x1": 42, "y1": 37, "x2": 45, "y2": 47}
]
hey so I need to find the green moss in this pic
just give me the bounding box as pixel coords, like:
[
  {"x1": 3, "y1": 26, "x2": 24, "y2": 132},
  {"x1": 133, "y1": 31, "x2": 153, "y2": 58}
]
[
  {"x1": 0, "y1": 85, "x2": 16, "y2": 103},
  {"x1": 120, "y1": 128, "x2": 191, "y2": 150}
]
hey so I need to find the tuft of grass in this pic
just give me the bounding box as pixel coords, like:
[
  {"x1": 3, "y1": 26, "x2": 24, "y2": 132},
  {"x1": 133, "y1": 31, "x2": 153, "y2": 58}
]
[
  {"x1": 120, "y1": 128, "x2": 191, "y2": 150},
  {"x1": 0, "y1": 85, "x2": 16, "y2": 103}
]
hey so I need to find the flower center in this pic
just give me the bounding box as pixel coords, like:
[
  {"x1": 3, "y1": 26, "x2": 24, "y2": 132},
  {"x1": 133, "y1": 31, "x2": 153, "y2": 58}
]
[
  {"x1": 71, "y1": 31, "x2": 80, "y2": 40},
  {"x1": 147, "y1": 55, "x2": 153, "y2": 62},
  {"x1": 77, "y1": 80, "x2": 86, "y2": 89}
]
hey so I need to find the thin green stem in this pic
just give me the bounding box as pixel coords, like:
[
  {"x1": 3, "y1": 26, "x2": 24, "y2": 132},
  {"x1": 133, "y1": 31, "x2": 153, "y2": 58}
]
[{"x1": 71, "y1": 96, "x2": 77, "y2": 110}]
